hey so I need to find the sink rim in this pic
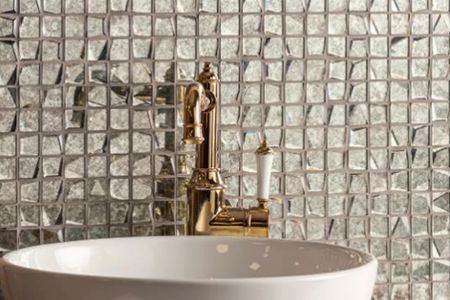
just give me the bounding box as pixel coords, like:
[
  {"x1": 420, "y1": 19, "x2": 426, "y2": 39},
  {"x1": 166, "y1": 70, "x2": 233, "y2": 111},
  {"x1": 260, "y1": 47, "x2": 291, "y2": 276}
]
[{"x1": 1, "y1": 236, "x2": 377, "y2": 284}]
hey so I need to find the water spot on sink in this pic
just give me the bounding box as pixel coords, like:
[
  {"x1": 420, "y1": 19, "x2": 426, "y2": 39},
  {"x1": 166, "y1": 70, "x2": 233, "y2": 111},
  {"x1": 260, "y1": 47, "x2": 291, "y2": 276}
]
[
  {"x1": 294, "y1": 261, "x2": 300, "y2": 266},
  {"x1": 262, "y1": 245, "x2": 271, "y2": 258},
  {"x1": 216, "y1": 244, "x2": 229, "y2": 254},
  {"x1": 249, "y1": 262, "x2": 260, "y2": 271}
]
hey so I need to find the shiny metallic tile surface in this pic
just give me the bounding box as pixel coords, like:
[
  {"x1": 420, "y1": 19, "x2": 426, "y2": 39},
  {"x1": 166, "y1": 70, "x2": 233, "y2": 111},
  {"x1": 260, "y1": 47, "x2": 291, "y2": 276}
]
[{"x1": 0, "y1": 0, "x2": 449, "y2": 299}]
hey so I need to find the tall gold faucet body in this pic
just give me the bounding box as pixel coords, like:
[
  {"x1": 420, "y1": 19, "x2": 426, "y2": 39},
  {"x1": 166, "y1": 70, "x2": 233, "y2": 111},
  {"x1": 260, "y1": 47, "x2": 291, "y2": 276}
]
[{"x1": 183, "y1": 63, "x2": 269, "y2": 237}]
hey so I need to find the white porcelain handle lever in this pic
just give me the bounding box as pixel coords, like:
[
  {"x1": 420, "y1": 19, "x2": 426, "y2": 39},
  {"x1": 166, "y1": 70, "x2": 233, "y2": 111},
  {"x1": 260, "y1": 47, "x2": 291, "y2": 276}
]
[{"x1": 255, "y1": 141, "x2": 274, "y2": 201}]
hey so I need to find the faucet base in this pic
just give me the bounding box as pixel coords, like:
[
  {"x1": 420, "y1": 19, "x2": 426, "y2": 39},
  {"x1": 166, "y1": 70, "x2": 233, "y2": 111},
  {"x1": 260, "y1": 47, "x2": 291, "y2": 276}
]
[
  {"x1": 186, "y1": 168, "x2": 269, "y2": 237},
  {"x1": 186, "y1": 168, "x2": 224, "y2": 235}
]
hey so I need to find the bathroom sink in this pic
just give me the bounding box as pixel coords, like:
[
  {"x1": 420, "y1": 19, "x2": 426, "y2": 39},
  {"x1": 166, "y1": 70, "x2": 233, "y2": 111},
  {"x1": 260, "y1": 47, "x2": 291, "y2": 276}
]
[{"x1": 0, "y1": 236, "x2": 377, "y2": 300}]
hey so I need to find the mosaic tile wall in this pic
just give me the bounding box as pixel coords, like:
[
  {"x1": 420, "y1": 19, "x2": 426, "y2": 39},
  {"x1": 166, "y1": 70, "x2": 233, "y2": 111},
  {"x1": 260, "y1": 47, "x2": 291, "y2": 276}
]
[{"x1": 0, "y1": 0, "x2": 449, "y2": 299}]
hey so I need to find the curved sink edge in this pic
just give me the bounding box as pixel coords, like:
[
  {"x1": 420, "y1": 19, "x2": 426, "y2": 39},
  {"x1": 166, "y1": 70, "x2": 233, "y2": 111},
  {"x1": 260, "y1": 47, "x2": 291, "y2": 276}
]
[{"x1": 1, "y1": 236, "x2": 378, "y2": 285}]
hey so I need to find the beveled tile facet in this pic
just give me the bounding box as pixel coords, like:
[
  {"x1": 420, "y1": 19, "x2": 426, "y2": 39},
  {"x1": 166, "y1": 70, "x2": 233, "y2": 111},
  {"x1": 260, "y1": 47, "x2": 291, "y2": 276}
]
[{"x1": 0, "y1": 1, "x2": 449, "y2": 299}]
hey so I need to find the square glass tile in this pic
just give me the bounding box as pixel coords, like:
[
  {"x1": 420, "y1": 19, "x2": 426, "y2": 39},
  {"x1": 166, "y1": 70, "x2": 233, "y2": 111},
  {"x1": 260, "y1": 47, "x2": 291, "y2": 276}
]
[{"x1": 0, "y1": 2, "x2": 449, "y2": 299}]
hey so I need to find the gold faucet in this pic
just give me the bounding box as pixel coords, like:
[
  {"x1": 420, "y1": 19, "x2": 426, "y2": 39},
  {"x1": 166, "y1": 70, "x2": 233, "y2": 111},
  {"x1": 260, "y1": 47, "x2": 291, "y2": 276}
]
[{"x1": 183, "y1": 63, "x2": 270, "y2": 237}]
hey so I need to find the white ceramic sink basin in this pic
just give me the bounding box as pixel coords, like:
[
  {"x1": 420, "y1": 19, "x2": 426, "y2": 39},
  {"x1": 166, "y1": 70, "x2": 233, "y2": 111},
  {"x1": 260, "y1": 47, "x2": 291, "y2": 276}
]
[{"x1": 0, "y1": 236, "x2": 377, "y2": 300}]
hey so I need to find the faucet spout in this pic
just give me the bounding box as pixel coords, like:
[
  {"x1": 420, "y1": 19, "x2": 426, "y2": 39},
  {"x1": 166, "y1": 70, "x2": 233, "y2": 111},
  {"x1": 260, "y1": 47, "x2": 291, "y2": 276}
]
[
  {"x1": 183, "y1": 64, "x2": 219, "y2": 170},
  {"x1": 183, "y1": 82, "x2": 206, "y2": 145}
]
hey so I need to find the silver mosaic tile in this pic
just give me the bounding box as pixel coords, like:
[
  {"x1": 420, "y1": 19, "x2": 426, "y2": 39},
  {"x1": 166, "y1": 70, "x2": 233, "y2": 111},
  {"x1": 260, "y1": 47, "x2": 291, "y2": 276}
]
[{"x1": 0, "y1": 0, "x2": 449, "y2": 299}]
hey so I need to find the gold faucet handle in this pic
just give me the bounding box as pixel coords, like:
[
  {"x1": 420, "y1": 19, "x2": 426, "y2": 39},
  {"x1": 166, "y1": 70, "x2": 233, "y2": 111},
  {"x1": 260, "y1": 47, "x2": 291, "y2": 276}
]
[{"x1": 255, "y1": 141, "x2": 274, "y2": 209}]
